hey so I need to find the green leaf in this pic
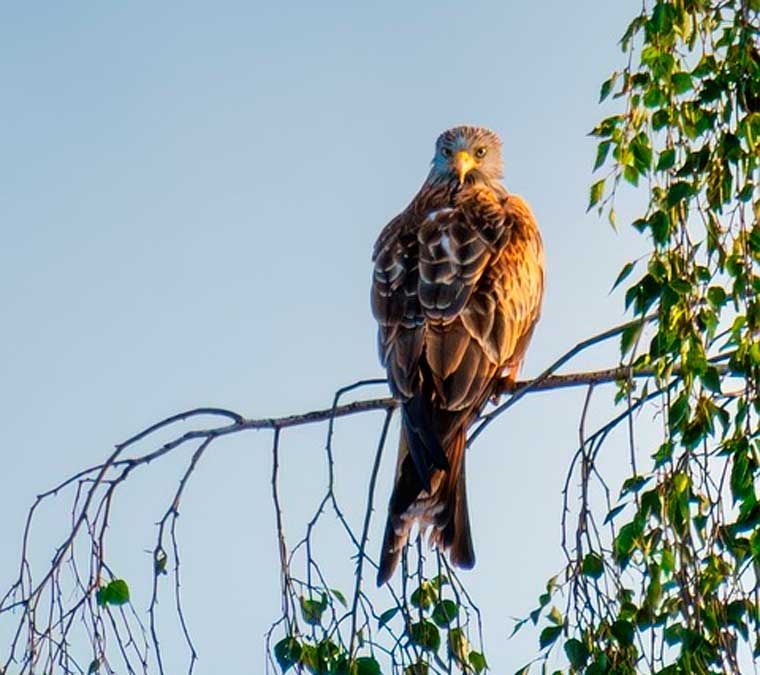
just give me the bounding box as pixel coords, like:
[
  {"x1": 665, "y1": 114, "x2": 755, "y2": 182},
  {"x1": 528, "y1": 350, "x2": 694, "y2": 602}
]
[
  {"x1": 668, "y1": 393, "x2": 689, "y2": 428},
  {"x1": 594, "y1": 140, "x2": 612, "y2": 171},
  {"x1": 300, "y1": 595, "x2": 326, "y2": 626},
  {"x1": 666, "y1": 181, "x2": 692, "y2": 206},
  {"x1": 611, "y1": 619, "x2": 635, "y2": 646},
  {"x1": 432, "y1": 599, "x2": 458, "y2": 627},
  {"x1": 378, "y1": 607, "x2": 399, "y2": 628},
  {"x1": 656, "y1": 148, "x2": 676, "y2": 171},
  {"x1": 707, "y1": 286, "x2": 726, "y2": 307},
  {"x1": 604, "y1": 503, "x2": 627, "y2": 525},
  {"x1": 672, "y1": 472, "x2": 689, "y2": 494},
  {"x1": 643, "y1": 86, "x2": 665, "y2": 107},
  {"x1": 409, "y1": 620, "x2": 440, "y2": 651},
  {"x1": 539, "y1": 625, "x2": 562, "y2": 649},
  {"x1": 623, "y1": 164, "x2": 639, "y2": 186},
  {"x1": 611, "y1": 261, "x2": 636, "y2": 292},
  {"x1": 96, "y1": 579, "x2": 130, "y2": 607},
  {"x1": 582, "y1": 553, "x2": 604, "y2": 578},
  {"x1": 299, "y1": 643, "x2": 322, "y2": 672},
  {"x1": 671, "y1": 71, "x2": 693, "y2": 94},
  {"x1": 404, "y1": 663, "x2": 429, "y2": 675},
  {"x1": 632, "y1": 138, "x2": 653, "y2": 172},
  {"x1": 447, "y1": 627, "x2": 470, "y2": 664},
  {"x1": 469, "y1": 651, "x2": 487, "y2": 673},
  {"x1": 599, "y1": 72, "x2": 618, "y2": 102},
  {"x1": 564, "y1": 638, "x2": 590, "y2": 669},
  {"x1": 410, "y1": 582, "x2": 436, "y2": 610},
  {"x1": 701, "y1": 366, "x2": 721, "y2": 393},
  {"x1": 620, "y1": 322, "x2": 642, "y2": 356},
  {"x1": 274, "y1": 637, "x2": 302, "y2": 672},
  {"x1": 355, "y1": 656, "x2": 381, "y2": 675},
  {"x1": 613, "y1": 522, "x2": 639, "y2": 565},
  {"x1": 621, "y1": 475, "x2": 651, "y2": 495},
  {"x1": 651, "y1": 1, "x2": 673, "y2": 34},
  {"x1": 87, "y1": 659, "x2": 100, "y2": 674},
  {"x1": 588, "y1": 179, "x2": 605, "y2": 211},
  {"x1": 330, "y1": 588, "x2": 347, "y2": 607}
]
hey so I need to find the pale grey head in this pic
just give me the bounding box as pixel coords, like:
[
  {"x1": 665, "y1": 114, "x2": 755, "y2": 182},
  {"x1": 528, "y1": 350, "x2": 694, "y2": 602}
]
[{"x1": 428, "y1": 125, "x2": 504, "y2": 186}]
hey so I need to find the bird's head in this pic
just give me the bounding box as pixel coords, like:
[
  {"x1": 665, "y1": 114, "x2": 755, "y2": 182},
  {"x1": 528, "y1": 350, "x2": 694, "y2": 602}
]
[{"x1": 429, "y1": 126, "x2": 503, "y2": 186}]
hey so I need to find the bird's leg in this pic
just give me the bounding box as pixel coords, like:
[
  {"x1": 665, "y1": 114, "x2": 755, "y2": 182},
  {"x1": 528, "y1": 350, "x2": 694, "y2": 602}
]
[{"x1": 492, "y1": 365, "x2": 520, "y2": 401}]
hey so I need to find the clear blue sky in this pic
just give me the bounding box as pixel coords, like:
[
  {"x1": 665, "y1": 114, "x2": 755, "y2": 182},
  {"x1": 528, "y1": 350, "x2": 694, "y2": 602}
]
[{"x1": 1, "y1": 1, "x2": 650, "y2": 672}]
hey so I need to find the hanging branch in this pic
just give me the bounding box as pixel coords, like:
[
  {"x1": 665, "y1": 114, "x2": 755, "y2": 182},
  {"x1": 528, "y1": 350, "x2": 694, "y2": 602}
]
[{"x1": 0, "y1": 316, "x2": 706, "y2": 674}]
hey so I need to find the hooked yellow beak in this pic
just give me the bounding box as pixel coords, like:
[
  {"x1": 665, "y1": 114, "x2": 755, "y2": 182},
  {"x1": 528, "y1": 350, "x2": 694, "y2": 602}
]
[{"x1": 453, "y1": 151, "x2": 477, "y2": 184}]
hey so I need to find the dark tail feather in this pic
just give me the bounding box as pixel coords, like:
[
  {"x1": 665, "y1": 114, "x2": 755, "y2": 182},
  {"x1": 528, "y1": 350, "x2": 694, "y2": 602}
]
[
  {"x1": 402, "y1": 394, "x2": 449, "y2": 492},
  {"x1": 436, "y1": 429, "x2": 475, "y2": 569},
  {"x1": 448, "y1": 447, "x2": 475, "y2": 568},
  {"x1": 377, "y1": 428, "x2": 417, "y2": 585},
  {"x1": 377, "y1": 515, "x2": 402, "y2": 586}
]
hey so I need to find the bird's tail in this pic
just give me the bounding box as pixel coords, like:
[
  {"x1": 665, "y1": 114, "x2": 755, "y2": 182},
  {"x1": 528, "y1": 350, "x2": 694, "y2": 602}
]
[{"x1": 376, "y1": 426, "x2": 474, "y2": 585}]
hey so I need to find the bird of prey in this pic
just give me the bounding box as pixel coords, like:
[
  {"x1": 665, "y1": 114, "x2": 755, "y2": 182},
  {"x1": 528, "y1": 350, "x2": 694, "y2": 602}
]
[{"x1": 371, "y1": 125, "x2": 544, "y2": 585}]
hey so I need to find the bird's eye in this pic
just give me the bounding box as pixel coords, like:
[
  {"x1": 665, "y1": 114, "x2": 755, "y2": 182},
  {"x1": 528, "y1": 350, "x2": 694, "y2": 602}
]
[
  {"x1": 475, "y1": 147, "x2": 488, "y2": 158},
  {"x1": 441, "y1": 147, "x2": 453, "y2": 158}
]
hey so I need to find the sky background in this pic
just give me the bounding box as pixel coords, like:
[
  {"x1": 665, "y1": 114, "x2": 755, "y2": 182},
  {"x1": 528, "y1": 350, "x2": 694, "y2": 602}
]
[{"x1": 0, "y1": 1, "x2": 654, "y2": 672}]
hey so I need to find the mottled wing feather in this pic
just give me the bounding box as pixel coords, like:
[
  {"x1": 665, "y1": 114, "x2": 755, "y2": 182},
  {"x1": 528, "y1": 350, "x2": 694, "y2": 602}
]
[{"x1": 372, "y1": 188, "x2": 543, "y2": 412}]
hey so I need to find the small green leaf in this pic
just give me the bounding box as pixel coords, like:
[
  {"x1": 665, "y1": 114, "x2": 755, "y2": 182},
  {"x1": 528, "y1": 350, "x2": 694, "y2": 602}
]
[
  {"x1": 672, "y1": 472, "x2": 689, "y2": 494},
  {"x1": 548, "y1": 606, "x2": 563, "y2": 625},
  {"x1": 432, "y1": 599, "x2": 458, "y2": 627},
  {"x1": 405, "y1": 663, "x2": 429, "y2": 675},
  {"x1": 447, "y1": 627, "x2": 470, "y2": 664},
  {"x1": 649, "y1": 210, "x2": 670, "y2": 244},
  {"x1": 96, "y1": 579, "x2": 130, "y2": 607},
  {"x1": 564, "y1": 638, "x2": 590, "y2": 669},
  {"x1": 620, "y1": 322, "x2": 642, "y2": 356},
  {"x1": 469, "y1": 650, "x2": 487, "y2": 673},
  {"x1": 594, "y1": 141, "x2": 611, "y2": 171},
  {"x1": 409, "y1": 620, "x2": 441, "y2": 651},
  {"x1": 611, "y1": 620, "x2": 635, "y2": 646},
  {"x1": 621, "y1": 475, "x2": 651, "y2": 495},
  {"x1": 588, "y1": 179, "x2": 605, "y2": 211},
  {"x1": 582, "y1": 553, "x2": 604, "y2": 578},
  {"x1": 300, "y1": 595, "x2": 326, "y2": 626},
  {"x1": 274, "y1": 637, "x2": 301, "y2": 672},
  {"x1": 299, "y1": 643, "x2": 322, "y2": 672},
  {"x1": 671, "y1": 71, "x2": 693, "y2": 94},
  {"x1": 666, "y1": 181, "x2": 692, "y2": 206},
  {"x1": 668, "y1": 393, "x2": 689, "y2": 428},
  {"x1": 539, "y1": 625, "x2": 562, "y2": 649},
  {"x1": 410, "y1": 582, "x2": 436, "y2": 610},
  {"x1": 378, "y1": 607, "x2": 399, "y2": 628},
  {"x1": 707, "y1": 286, "x2": 726, "y2": 307},
  {"x1": 330, "y1": 588, "x2": 347, "y2": 607},
  {"x1": 599, "y1": 72, "x2": 618, "y2": 102},
  {"x1": 605, "y1": 503, "x2": 628, "y2": 524},
  {"x1": 613, "y1": 522, "x2": 638, "y2": 565},
  {"x1": 702, "y1": 366, "x2": 721, "y2": 393},
  {"x1": 611, "y1": 261, "x2": 636, "y2": 292},
  {"x1": 87, "y1": 659, "x2": 100, "y2": 674},
  {"x1": 355, "y1": 656, "x2": 381, "y2": 675},
  {"x1": 656, "y1": 148, "x2": 676, "y2": 171}
]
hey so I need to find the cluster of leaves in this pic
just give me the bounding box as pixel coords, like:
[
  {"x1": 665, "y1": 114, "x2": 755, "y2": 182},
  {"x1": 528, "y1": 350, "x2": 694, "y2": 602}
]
[
  {"x1": 271, "y1": 576, "x2": 486, "y2": 674},
  {"x1": 534, "y1": 1, "x2": 760, "y2": 674}
]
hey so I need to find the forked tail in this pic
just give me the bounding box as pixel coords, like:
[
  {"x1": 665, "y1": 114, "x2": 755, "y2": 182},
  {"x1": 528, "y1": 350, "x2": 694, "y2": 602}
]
[{"x1": 377, "y1": 426, "x2": 474, "y2": 585}]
